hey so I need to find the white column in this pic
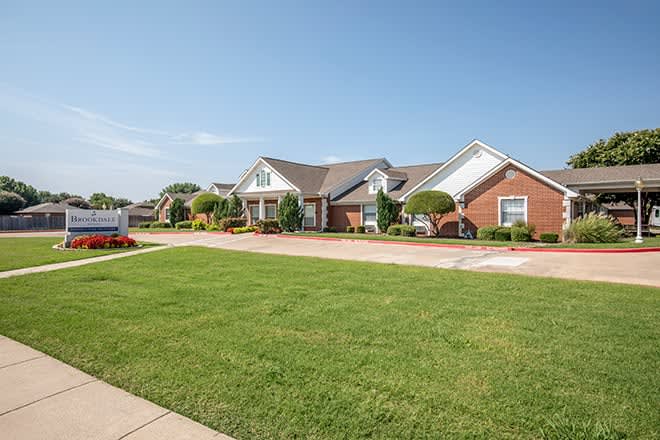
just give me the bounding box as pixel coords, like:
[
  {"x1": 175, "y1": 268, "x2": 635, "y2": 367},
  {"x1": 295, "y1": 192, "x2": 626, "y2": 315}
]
[
  {"x1": 258, "y1": 197, "x2": 265, "y2": 221},
  {"x1": 562, "y1": 197, "x2": 572, "y2": 231},
  {"x1": 321, "y1": 197, "x2": 328, "y2": 230},
  {"x1": 457, "y1": 200, "x2": 464, "y2": 237}
]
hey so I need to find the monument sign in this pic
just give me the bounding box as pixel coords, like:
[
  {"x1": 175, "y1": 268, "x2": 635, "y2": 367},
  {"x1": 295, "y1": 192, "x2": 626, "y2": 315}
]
[{"x1": 65, "y1": 209, "x2": 129, "y2": 246}]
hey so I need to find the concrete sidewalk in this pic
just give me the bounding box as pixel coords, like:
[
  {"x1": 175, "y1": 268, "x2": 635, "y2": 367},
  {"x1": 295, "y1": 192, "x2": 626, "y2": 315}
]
[{"x1": 0, "y1": 336, "x2": 233, "y2": 440}]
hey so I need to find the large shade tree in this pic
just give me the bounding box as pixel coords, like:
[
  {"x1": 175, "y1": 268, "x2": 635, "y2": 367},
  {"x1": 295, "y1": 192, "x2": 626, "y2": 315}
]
[
  {"x1": 0, "y1": 191, "x2": 26, "y2": 214},
  {"x1": 0, "y1": 176, "x2": 40, "y2": 207},
  {"x1": 567, "y1": 128, "x2": 660, "y2": 223},
  {"x1": 404, "y1": 190, "x2": 455, "y2": 237},
  {"x1": 160, "y1": 182, "x2": 201, "y2": 198}
]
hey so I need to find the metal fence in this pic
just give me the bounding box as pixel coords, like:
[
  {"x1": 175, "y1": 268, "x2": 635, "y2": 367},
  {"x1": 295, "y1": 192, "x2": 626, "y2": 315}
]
[{"x1": 0, "y1": 215, "x2": 65, "y2": 231}]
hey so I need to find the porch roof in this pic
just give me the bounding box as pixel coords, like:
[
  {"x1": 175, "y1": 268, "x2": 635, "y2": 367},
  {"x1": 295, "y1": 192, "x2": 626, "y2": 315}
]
[{"x1": 540, "y1": 163, "x2": 660, "y2": 193}]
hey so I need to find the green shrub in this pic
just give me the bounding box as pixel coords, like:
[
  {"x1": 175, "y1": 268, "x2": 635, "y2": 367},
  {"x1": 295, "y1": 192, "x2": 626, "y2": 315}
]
[
  {"x1": 138, "y1": 221, "x2": 151, "y2": 229},
  {"x1": 150, "y1": 221, "x2": 171, "y2": 229},
  {"x1": 565, "y1": 213, "x2": 623, "y2": 243},
  {"x1": 191, "y1": 193, "x2": 222, "y2": 220},
  {"x1": 322, "y1": 226, "x2": 336, "y2": 233},
  {"x1": 169, "y1": 198, "x2": 185, "y2": 225},
  {"x1": 511, "y1": 225, "x2": 532, "y2": 242},
  {"x1": 403, "y1": 190, "x2": 455, "y2": 237},
  {"x1": 218, "y1": 217, "x2": 247, "y2": 231},
  {"x1": 192, "y1": 219, "x2": 206, "y2": 230},
  {"x1": 232, "y1": 226, "x2": 258, "y2": 234},
  {"x1": 494, "y1": 227, "x2": 511, "y2": 241},
  {"x1": 387, "y1": 224, "x2": 401, "y2": 236},
  {"x1": 278, "y1": 193, "x2": 303, "y2": 232},
  {"x1": 399, "y1": 225, "x2": 417, "y2": 237},
  {"x1": 346, "y1": 226, "x2": 355, "y2": 233},
  {"x1": 356, "y1": 225, "x2": 366, "y2": 233},
  {"x1": 540, "y1": 232, "x2": 559, "y2": 243},
  {"x1": 376, "y1": 189, "x2": 399, "y2": 233},
  {"x1": 387, "y1": 224, "x2": 416, "y2": 237},
  {"x1": 476, "y1": 225, "x2": 499, "y2": 240},
  {"x1": 256, "y1": 219, "x2": 280, "y2": 234},
  {"x1": 175, "y1": 220, "x2": 193, "y2": 230},
  {"x1": 206, "y1": 224, "x2": 220, "y2": 231}
]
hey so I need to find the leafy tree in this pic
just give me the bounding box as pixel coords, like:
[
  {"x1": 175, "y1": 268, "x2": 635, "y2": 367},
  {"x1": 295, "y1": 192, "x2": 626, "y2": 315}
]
[
  {"x1": 567, "y1": 128, "x2": 660, "y2": 223},
  {"x1": 211, "y1": 198, "x2": 228, "y2": 223},
  {"x1": 403, "y1": 190, "x2": 455, "y2": 237},
  {"x1": 169, "y1": 198, "x2": 185, "y2": 224},
  {"x1": 38, "y1": 191, "x2": 79, "y2": 203},
  {"x1": 160, "y1": 182, "x2": 201, "y2": 198},
  {"x1": 0, "y1": 191, "x2": 26, "y2": 214},
  {"x1": 89, "y1": 192, "x2": 114, "y2": 209},
  {"x1": 63, "y1": 197, "x2": 92, "y2": 209},
  {"x1": 376, "y1": 189, "x2": 399, "y2": 233},
  {"x1": 0, "y1": 176, "x2": 40, "y2": 206},
  {"x1": 278, "y1": 193, "x2": 303, "y2": 232},
  {"x1": 191, "y1": 193, "x2": 222, "y2": 222},
  {"x1": 225, "y1": 195, "x2": 244, "y2": 218},
  {"x1": 113, "y1": 198, "x2": 132, "y2": 208}
]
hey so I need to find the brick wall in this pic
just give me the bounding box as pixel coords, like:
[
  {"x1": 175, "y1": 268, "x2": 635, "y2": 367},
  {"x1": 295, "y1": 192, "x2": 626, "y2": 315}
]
[
  {"x1": 608, "y1": 209, "x2": 634, "y2": 226},
  {"x1": 463, "y1": 166, "x2": 564, "y2": 238},
  {"x1": 329, "y1": 205, "x2": 361, "y2": 230}
]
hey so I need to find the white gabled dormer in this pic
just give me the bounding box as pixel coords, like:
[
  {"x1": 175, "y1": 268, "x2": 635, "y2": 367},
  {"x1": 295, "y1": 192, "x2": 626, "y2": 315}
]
[
  {"x1": 364, "y1": 169, "x2": 407, "y2": 194},
  {"x1": 229, "y1": 158, "x2": 300, "y2": 195}
]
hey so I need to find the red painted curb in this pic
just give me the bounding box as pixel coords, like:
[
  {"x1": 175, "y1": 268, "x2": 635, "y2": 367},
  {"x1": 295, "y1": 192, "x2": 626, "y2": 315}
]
[
  {"x1": 130, "y1": 231, "x2": 232, "y2": 235},
  {"x1": 512, "y1": 246, "x2": 660, "y2": 253},
  {"x1": 270, "y1": 234, "x2": 660, "y2": 253},
  {"x1": 0, "y1": 229, "x2": 64, "y2": 233}
]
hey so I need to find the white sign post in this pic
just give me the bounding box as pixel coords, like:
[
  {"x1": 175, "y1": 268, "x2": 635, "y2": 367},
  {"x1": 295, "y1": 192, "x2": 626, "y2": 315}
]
[{"x1": 65, "y1": 209, "x2": 129, "y2": 247}]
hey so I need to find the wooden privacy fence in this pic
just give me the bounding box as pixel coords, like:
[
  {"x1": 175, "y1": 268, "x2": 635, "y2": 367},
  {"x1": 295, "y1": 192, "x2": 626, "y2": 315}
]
[{"x1": 0, "y1": 215, "x2": 65, "y2": 231}]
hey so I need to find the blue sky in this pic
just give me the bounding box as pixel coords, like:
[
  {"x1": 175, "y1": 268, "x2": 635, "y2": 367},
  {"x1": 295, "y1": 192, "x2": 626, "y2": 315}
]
[{"x1": 1, "y1": 1, "x2": 659, "y2": 201}]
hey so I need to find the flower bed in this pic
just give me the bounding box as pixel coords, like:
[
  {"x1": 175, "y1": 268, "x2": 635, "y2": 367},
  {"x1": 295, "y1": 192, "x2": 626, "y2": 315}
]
[{"x1": 70, "y1": 234, "x2": 137, "y2": 249}]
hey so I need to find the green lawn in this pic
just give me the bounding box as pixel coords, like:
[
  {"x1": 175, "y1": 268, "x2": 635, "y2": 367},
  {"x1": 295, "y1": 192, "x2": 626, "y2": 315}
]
[
  {"x1": 0, "y1": 237, "x2": 157, "y2": 272},
  {"x1": 0, "y1": 247, "x2": 657, "y2": 439},
  {"x1": 288, "y1": 232, "x2": 660, "y2": 249}
]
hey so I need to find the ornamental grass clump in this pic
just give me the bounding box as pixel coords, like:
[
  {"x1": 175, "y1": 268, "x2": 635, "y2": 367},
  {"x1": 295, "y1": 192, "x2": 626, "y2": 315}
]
[{"x1": 565, "y1": 213, "x2": 623, "y2": 243}]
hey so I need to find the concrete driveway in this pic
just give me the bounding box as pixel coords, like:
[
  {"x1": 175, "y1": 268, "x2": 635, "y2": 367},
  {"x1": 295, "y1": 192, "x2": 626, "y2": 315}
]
[{"x1": 132, "y1": 232, "x2": 660, "y2": 287}]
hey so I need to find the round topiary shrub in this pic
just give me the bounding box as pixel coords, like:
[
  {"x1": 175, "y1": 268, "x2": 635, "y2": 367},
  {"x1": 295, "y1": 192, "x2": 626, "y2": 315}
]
[
  {"x1": 356, "y1": 225, "x2": 366, "y2": 233},
  {"x1": 476, "y1": 225, "x2": 499, "y2": 241},
  {"x1": 494, "y1": 227, "x2": 511, "y2": 241},
  {"x1": 511, "y1": 226, "x2": 532, "y2": 242},
  {"x1": 540, "y1": 232, "x2": 559, "y2": 243},
  {"x1": 346, "y1": 226, "x2": 355, "y2": 233}
]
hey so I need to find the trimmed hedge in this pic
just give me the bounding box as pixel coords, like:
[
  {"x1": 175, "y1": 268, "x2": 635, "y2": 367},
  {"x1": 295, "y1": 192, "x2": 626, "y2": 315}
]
[
  {"x1": 476, "y1": 225, "x2": 499, "y2": 241},
  {"x1": 218, "y1": 217, "x2": 247, "y2": 232},
  {"x1": 346, "y1": 226, "x2": 355, "y2": 233},
  {"x1": 511, "y1": 226, "x2": 531, "y2": 242},
  {"x1": 232, "y1": 226, "x2": 258, "y2": 234},
  {"x1": 387, "y1": 224, "x2": 416, "y2": 237},
  {"x1": 150, "y1": 221, "x2": 171, "y2": 229},
  {"x1": 322, "y1": 226, "x2": 337, "y2": 233},
  {"x1": 256, "y1": 219, "x2": 280, "y2": 234},
  {"x1": 494, "y1": 227, "x2": 511, "y2": 241},
  {"x1": 540, "y1": 232, "x2": 559, "y2": 243},
  {"x1": 138, "y1": 221, "x2": 152, "y2": 229},
  {"x1": 356, "y1": 225, "x2": 366, "y2": 233},
  {"x1": 175, "y1": 220, "x2": 193, "y2": 230},
  {"x1": 206, "y1": 224, "x2": 220, "y2": 231}
]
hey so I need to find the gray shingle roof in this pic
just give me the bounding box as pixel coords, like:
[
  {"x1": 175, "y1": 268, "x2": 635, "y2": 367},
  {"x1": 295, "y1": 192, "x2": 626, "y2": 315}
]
[
  {"x1": 210, "y1": 183, "x2": 235, "y2": 190},
  {"x1": 15, "y1": 202, "x2": 77, "y2": 214},
  {"x1": 540, "y1": 163, "x2": 660, "y2": 185},
  {"x1": 332, "y1": 163, "x2": 443, "y2": 202},
  {"x1": 260, "y1": 157, "x2": 387, "y2": 194}
]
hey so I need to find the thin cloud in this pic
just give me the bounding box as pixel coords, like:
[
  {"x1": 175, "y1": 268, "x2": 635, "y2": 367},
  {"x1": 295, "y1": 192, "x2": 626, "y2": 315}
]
[
  {"x1": 78, "y1": 132, "x2": 161, "y2": 158},
  {"x1": 174, "y1": 131, "x2": 265, "y2": 145},
  {"x1": 320, "y1": 155, "x2": 344, "y2": 164},
  {"x1": 63, "y1": 104, "x2": 170, "y2": 136}
]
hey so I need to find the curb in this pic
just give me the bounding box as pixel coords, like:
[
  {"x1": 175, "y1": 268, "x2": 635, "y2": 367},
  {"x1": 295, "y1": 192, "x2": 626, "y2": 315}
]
[
  {"x1": 270, "y1": 234, "x2": 660, "y2": 254},
  {"x1": 130, "y1": 231, "x2": 232, "y2": 235}
]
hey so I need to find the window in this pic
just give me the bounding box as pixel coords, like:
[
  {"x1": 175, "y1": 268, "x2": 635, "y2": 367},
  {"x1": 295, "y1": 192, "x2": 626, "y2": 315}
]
[
  {"x1": 164, "y1": 208, "x2": 170, "y2": 222},
  {"x1": 499, "y1": 197, "x2": 527, "y2": 226},
  {"x1": 265, "y1": 204, "x2": 277, "y2": 219},
  {"x1": 303, "y1": 203, "x2": 316, "y2": 227},
  {"x1": 255, "y1": 169, "x2": 271, "y2": 188},
  {"x1": 370, "y1": 177, "x2": 384, "y2": 193},
  {"x1": 362, "y1": 204, "x2": 377, "y2": 224},
  {"x1": 249, "y1": 205, "x2": 260, "y2": 223},
  {"x1": 255, "y1": 175, "x2": 260, "y2": 187}
]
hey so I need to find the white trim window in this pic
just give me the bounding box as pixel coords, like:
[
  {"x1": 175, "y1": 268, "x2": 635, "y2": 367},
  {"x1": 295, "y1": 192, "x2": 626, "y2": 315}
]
[
  {"x1": 164, "y1": 208, "x2": 170, "y2": 222},
  {"x1": 499, "y1": 196, "x2": 528, "y2": 226},
  {"x1": 249, "y1": 205, "x2": 260, "y2": 223},
  {"x1": 265, "y1": 204, "x2": 277, "y2": 219},
  {"x1": 255, "y1": 169, "x2": 271, "y2": 187},
  {"x1": 303, "y1": 203, "x2": 316, "y2": 227},
  {"x1": 370, "y1": 176, "x2": 384, "y2": 194},
  {"x1": 362, "y1": 204, "x2": 377, "y2": 225}
]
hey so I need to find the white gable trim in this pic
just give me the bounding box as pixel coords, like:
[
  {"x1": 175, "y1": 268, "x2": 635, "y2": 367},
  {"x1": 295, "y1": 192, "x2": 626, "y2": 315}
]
[
  {"x1": 154, "y1": 193, "x2": 173, "y2": 211},
  {"x1": 325, "y1": 159, "x2": 392, "y2": 199},
  {"x1": 228, "y1": 157, "x2": 301, "y2": 195},
  {"x1": 400, "y1": 139, "x2": 509, "y2": 201},
  {"x1": 455, "y1": 158, "x2": 579, "y2": 199}
]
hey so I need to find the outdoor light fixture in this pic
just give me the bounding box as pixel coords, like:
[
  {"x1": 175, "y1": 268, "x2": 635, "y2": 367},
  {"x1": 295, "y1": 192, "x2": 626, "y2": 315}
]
[{"x1": 634, "y1": 177, "x2": 645, "y2": 243}]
